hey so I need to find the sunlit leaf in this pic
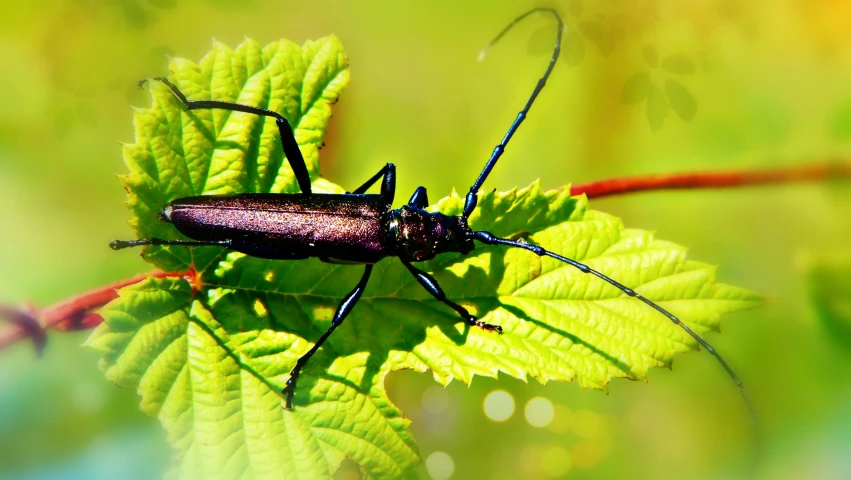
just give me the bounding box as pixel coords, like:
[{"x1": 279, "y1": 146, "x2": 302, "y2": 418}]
[
  {"x1": 95, "y1": 36, "x2": 759, "y2": 479},
  {"x1": 665, "y1": 79, "x2": 698, "y2": 121}
]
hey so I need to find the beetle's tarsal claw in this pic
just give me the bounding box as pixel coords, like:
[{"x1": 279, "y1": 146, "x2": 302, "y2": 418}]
[
  {"x1": 467, "y1": 316, "x2": 503, "y2": 334},
  {"x1": 282, "y1": 386, "x2": 295, "y2": 410}
]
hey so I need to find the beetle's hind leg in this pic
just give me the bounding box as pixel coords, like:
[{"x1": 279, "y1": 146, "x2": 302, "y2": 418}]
[
  {"x1": 140, "y1": 76, "x2": 313, "y2": 195},
  {"x1": 401, "y1": 260, "x2": 502, "y2": 334},
  {"x1": 283, "y1": 264, "x2": 373, "y2": 409}
]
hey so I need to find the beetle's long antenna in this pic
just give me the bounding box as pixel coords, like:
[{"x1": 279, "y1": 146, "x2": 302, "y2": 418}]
[
  {"x1": 471, "y1": 230, "x2": 759, "y2": 442},
  {"x1": 462, "y1": 8, "x2": 563, "y2": 220}
]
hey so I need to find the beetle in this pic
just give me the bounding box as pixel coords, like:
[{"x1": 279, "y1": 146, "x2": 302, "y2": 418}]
[{"x1": 111, "y1": 7, "x2": 754, "y2": 429}]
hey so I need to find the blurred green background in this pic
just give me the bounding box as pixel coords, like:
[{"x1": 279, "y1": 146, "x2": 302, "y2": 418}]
[{"x1": 1, "y1": 1, "x2": 850, "y2": 479}]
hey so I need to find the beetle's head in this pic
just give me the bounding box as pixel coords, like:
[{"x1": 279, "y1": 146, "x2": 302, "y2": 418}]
[
  {"x1": 159, "y1": 204, "x2": 174, "y2": 223},
  {"x1": 389, "y1": 208, "x2": 475, "y2": 262}
]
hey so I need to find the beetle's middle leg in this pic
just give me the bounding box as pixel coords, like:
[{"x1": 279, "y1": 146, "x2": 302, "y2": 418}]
[
  {"x1": 283, "y1": 263, "x2": 374, "y2": 409},
  {"x1": 401, "y1": 259, "x2": 503, "y2": 334}
]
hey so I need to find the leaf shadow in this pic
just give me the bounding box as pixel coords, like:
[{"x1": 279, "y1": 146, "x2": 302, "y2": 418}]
[
  {"x1": 499, "y1": 303, "x2": 637, "y2": 378},
  {"x1": 203, "y1": 240, "x2": 636, "y2": 410}
]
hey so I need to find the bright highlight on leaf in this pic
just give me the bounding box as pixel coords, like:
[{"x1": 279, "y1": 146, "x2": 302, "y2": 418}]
[{"x1": 91, "y1": 36, "x2": 760, "y2": 479}]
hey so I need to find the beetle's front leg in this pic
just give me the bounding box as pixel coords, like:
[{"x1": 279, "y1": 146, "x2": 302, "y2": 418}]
[{"x1": 401, "y1": 259, "x2": 503, "y2": 334}]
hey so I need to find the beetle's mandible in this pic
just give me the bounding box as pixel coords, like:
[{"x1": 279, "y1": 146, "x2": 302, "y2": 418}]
[{"x1": 112, "y1": 7, "x2": 756, "y2": 444}]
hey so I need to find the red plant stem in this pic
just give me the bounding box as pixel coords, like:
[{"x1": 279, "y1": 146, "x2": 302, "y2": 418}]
[
  {"x1": 1, "y1": 162, "x2": 848, "y2": 353},
  {"x1": 570, "y1": 162, "x2": 851, "y2": 199},
  {"x1": 0, "y1": 271, "x2": 182, "y2": 353}
]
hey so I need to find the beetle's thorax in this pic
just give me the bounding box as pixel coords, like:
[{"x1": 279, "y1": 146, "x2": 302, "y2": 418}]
[{"x1": 387, "y1": 206, "x2": 474, "y2": 262}]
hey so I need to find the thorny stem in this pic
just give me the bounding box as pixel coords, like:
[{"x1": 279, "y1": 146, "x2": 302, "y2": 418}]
[
  {"x1": 570, "y1": 161, "x2": 851, "y2": 199},
  {"x1": 1, "y1": 161, "x2": 848, "y2": 353},
  {"x1": 0, "y1": 271, "x2": 185, "y2": 353}
]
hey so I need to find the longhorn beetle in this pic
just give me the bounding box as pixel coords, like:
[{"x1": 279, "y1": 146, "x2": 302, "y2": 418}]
[{"x1": 111, "y1": 8, "x2": 755, "y2": 432}]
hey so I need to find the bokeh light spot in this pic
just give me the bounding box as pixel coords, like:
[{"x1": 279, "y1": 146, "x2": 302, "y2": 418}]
[
  {"x1": 524, "y1": 396, "x2": 555, "y2": 428},
  {"x1": 541, "y1": 444, "x2": 573, "y2": 477},
  {"x1": 572, "y1": 409, "x2": 603, "y2": 439},
  {"x1": 426, "y1": 451, "x2": 455, "y2": 480},
  {"x1": 548, "y1": 404, "x2": 574, "y2": 434},
  {"x1": 483, "y1": 389, "x2": 515, "y2": 422},
  {"x1": 520, "y1": 443, "x2": 573, "y2": 478},
  {"x1": 72, "y1": 382, "x2": 105, "y2": 414},
  {"x1": 422, "y1": 385, "x2": 450, "y2": 414},
  {"x1": 572, "y1": 439, "x2": 605, "y2": 469}
]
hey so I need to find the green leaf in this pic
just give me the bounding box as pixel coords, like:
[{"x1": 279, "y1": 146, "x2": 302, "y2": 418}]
[
  {"x1": 806, "y1": 252, "x2": 851, "y2": 348},
  {"x1": 665, "y1": 79, "x2": 698, "y2": 122},
  {"x1": 120, "y1": 36, "x2": 349, "y2": 273},
  {"x1": 96, "y1": 36, "x2": 761, "y2": 479},
  {"x1": 646, "y1": 82, "x2": 669, "y2": 132},
  {"x1": 621, "y1": 72, "x2": 651, "y2": 104},
  {"x1": 662, "y1": 53, "x2": 695, "y2": 75}
]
